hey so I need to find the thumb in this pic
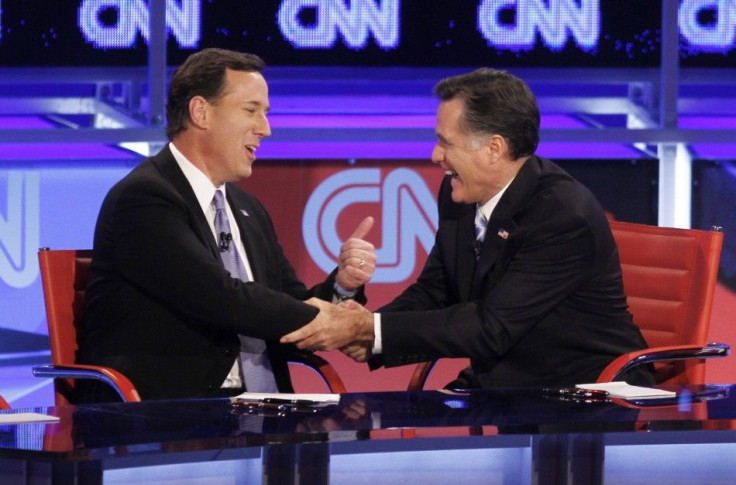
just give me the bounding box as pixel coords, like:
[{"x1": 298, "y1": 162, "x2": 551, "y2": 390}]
[{"x1": 349, "y1": 216, "x2": 375, "y2": 240}]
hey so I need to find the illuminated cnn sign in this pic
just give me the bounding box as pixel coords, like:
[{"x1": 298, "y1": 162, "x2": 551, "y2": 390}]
[
  {"x1": 680, "y1": 0, "x2": 736, "y2": 52},
  {"x1": 71, "y1": 0, "x2": 736, "y2": 55},
  {"x1": 1, "y1": 1, "x2": 735, "y2": 67},
  {"x1": 478, "y1": 0, "x2": 600, "y2": 51},
  {"x1": 78, "y1": 0, "x2": 201, "y2": 49},
  {"x1": 0, "y1": 172, "x2": 40, "y2": 289},
  {"x1": 303, "y1": 168, "x2": 438, "y2": 283},
  {"x1": 277, "y1": 0, "x2": 400, "y2": 49}
]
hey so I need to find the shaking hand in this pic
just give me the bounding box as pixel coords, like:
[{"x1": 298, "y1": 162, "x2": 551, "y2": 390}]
[{"x1": 280, "y1": 298, "x2": 374, "y2": 353}]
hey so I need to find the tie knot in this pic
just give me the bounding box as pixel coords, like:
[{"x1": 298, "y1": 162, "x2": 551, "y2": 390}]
[{"x1": 213, "y1": 190, "x2": 226, "y2": 211}]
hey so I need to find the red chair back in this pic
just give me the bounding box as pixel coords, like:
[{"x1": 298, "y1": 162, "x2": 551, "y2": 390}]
[
  {"x1": 610, "y1": 221, "x2": 723, "y2": 384},
  {"x1": 38, "y1": 249, "x2": 93, "y2": 405}
]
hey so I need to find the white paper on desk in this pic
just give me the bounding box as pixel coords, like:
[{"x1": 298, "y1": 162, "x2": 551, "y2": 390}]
[
  {"x1": 576, "y1": 382, "x2": 676, "y2": 400},
  {"x1": 0, "y1": 412, "x2": 60, "y2": 424},
  {"x1": 232, "y1": 392, "x2": 340, "y2": 406}
]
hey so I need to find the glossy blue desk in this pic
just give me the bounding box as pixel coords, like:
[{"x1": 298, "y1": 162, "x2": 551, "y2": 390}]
[{"x1": 2, "y1": 387, "x2": 736, "y2": 485}]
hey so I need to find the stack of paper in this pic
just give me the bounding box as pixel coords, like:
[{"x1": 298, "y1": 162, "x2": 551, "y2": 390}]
[
  {"x1": 0, "y1": 413, "x2": 60, "y2": 424},
  {"x1": 576, "y1": 382, "x2": 676, "y2": 400},
  {"x1": 233, "y1": 392, "x2": 340, "y2": 406}
]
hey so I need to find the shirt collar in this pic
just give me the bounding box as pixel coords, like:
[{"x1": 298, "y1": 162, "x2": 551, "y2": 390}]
[
  {"x1": 169, "y1": 141, "x2": 224, "y2": 213},
  {"x1": 478, "y1": 177, "x2": 515, "y2": 221}
]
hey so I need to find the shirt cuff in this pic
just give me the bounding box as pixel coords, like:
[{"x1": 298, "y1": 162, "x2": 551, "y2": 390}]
[
  {"x1": 334, "y1": 281, "x2": 358, "y2": 301},
  {"x1": 372, "y1": 313, "x2": 382, "y2": 354}
]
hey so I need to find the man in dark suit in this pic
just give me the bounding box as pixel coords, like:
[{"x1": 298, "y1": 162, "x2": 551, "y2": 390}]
[
  {"x1": 282, "y1": 68, "x2": 652, "y2": 388},
  {"x1": 77, "y1": 48, "x2": 376, "y2": 401}
]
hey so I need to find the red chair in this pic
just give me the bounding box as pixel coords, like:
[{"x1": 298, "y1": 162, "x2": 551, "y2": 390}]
[
  {"x1": 409, "y1": 222, "x2": 729, "y2": 390},
  {"x1": 33, "y1": 249, "x2": 345, "y2": 405},
  {"x1": 596, "y1": 221, "x2": 728, "y2": 384}
]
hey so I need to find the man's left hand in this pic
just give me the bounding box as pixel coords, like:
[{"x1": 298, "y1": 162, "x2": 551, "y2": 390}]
[{"x1": 336, "y1": 216, "x2": 376, "y2": 292}]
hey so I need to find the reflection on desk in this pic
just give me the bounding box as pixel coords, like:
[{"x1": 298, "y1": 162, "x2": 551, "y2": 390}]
[{"x1": 1, "y1": 385, "x2": 736, "y2": 485}]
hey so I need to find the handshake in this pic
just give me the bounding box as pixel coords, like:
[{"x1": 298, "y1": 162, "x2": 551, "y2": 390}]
[
  {"x1": 280, "y1": 298, "x2": 376, "y2": 363},
  {"x1": 280, "y1": 215, "x2": 377, "y2": 362}
]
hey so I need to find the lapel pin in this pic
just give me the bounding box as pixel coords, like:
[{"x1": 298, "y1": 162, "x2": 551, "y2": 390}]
[
  {"x1": 497, "y1": 228, "x2": 509, "y2": 240},
  {"x1": 240, "y1": 209, "x2": 249, "y2": 217}
]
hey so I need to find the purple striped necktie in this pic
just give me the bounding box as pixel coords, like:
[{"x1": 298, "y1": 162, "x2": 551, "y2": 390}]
[{"x1": 213, "y1": 190, "x2": 277, "y2": 393}]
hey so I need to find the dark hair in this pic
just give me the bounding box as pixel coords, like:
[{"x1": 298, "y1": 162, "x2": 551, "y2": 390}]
[
  {"x1": 433, "y1": 68, "x2": 540, "y2": 159},
  {"x1": 165, "y1": 48, "x2": 265, "y2": 140}
]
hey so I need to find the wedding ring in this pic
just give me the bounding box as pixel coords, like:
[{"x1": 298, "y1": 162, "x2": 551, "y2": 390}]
[{"x1": 359, "y1": 259, "x2": 366, "y2": 268}]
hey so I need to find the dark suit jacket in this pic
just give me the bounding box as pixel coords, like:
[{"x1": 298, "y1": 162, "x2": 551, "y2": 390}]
[
  {"x1": 376, "y1": 156, "x2": 650, "y2": 388},
  {"x1": 78, "y1": 145, "x2": 362, "y2": 401}
]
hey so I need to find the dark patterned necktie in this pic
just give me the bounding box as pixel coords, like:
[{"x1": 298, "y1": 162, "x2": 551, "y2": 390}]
[{"x1": 213, "y1": 190, "x2": 278, "y2": 392}]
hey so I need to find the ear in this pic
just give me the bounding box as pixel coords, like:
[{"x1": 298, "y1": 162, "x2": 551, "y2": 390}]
[
  {"x1": 188, "y1": 96, "x2": 209, "y2": 130},
  {"x1": 487, "y1": 134, "x2": 510, "y2": 161}
]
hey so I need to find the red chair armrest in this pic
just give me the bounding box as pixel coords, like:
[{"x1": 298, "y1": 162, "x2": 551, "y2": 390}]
[
  {"x1": 596, "y1": 342, "x2": 730, "y2": 383},
  {"x1": 288, "y1": 350, "x2": 347, "y2": 393},
  {"x1": 408, "y1": 361, "x2": 437, "y2": 391},
  {"x1": 33, "y1": 364, "x2": 141, "y2": 402}
]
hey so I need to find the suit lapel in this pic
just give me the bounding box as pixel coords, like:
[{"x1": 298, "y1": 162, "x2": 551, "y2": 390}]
[
  {"x1": 472, "y1": 217, "x2": 517, "y2": 295},
  {"x1": 152, "y1": 147, "x2": 219, "y2": 257},
  {"x1": 226, "y1": 186, "x2": 267, "y2": 283},
  {"x1": 470, "y1": 157, "x2": 540, "y2": 296},
  {"x1": 471, "y1": 219, "x2": 509, "y2": 299},
  {"x1": 457, "y1": 207, "x2": 477, "y2": 301}
]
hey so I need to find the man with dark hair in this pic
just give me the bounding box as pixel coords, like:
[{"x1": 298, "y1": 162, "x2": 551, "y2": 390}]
[
  {"x1": 282, "y1": 68, "x2": 652, "y2": 388},
  {"x1": 78, "y1": 48, "x2": 376, "y2": 401}
]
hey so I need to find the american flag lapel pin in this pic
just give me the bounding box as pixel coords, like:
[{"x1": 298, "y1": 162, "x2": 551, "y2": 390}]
[{"x1": 497, "y1": 228, "x2": 509, "y2": 240}]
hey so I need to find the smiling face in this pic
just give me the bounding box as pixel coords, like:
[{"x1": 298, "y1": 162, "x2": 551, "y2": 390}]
[
  {"x1": 196, "y1": 69, "x2": 271, "y2": 186},
  {"x1": 431, "y1": 97, "x2": 498, "y2": 205},
  {"x1": 431, "y1": 97, "x2": 523, "y2": 206}
]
